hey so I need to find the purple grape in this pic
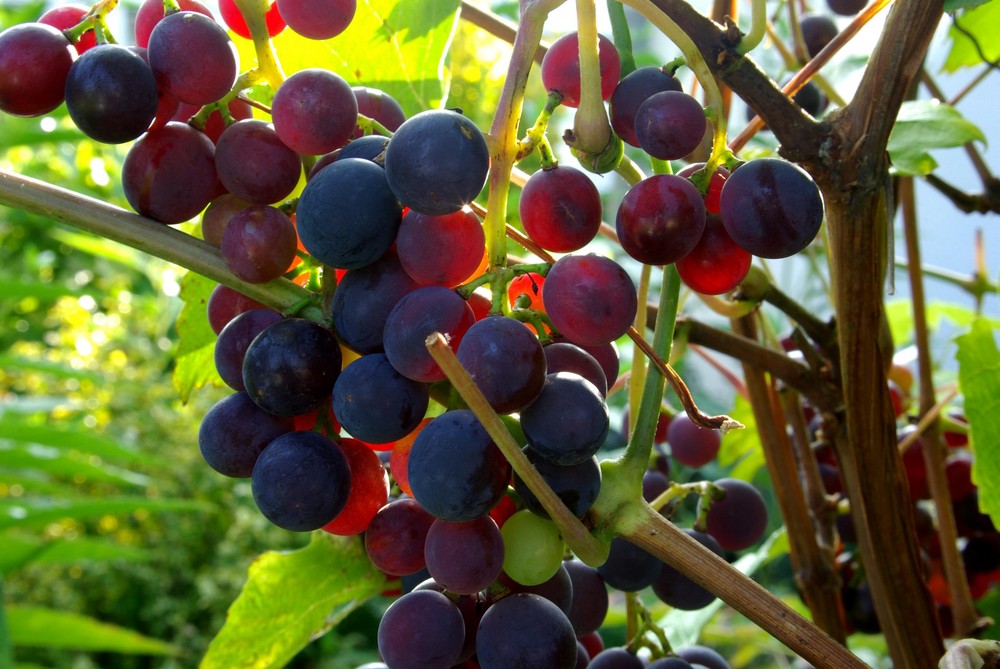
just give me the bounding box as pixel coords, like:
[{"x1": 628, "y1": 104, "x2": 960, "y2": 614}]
[
  {"x1": 331, "y1": 253, "x2": 420, "y2": 354},
  {"x1": 652, "y1": 529, "x2": 723, "y2": 610},
  {"x1": 564, "y1": 559, "x2": 608, "y2": 635},
  {"x1": 634, "y1": 91, "x2": 707, "y2": 161},
  {"x1": 272, "y1": 68, "x2": 357, "y2": 155},
  {"x1": 215, "y1": 119, "x2": 302, "y2": 205},
  {"x1": 456, "y1": 316, "x2": 547, "y2": 414},
  {"x1": 609, "y1": 65, "x2": 682, "y2": 147},
  {"x1": 214, "y1": 308, "x2": 283, "y2": 391},
  {"x1": 543, "y1": 342, "x2": 608, "y2": 397},
  {"x1": 147, "y1": 11, "x2": 238, "y2": 105},
  {"x1": 382, "y1": 286, "x2": 476, "y2": 383},
  {"x1": 332, "y1": 353, "x2": 429, "y2": 445},
  {"x1": 198, "y1": 391, "x2": 293, "y2": 477},
  {"x1": 703, "y1": 478, "x2": 769, "y2": 551},
  {"x1": 377, "y1": 590, "x2": 465, "y2": 669},
  {"x1": 424, "y1": 516, "x2": 504, "y2": 595},
  {"x1": 476, "y1": 593, "x2": 578, "y2": 669},
  {"x1": 616, "y1": 174, "x2": 707, "y2": 266},
  {"x1": 542, "y1": 255, "x2": 637, "y2": 347}
]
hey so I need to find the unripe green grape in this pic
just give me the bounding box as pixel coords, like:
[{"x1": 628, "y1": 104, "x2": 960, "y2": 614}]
[{"x1": 501, "y1": 509, "x2": 565, "y2": 586}]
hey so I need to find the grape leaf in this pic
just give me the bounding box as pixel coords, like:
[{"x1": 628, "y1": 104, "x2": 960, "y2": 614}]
[
  {"x1": 955, "y1": 318, "x2": 1000, "y2": 528},
  {"x1": 200, "y1": 532, "x2": 387, "y2": 669},
  {"x1": 173, "y1": 271, "x2": 223, "y2": 403},
  {"x1": 943, "y1": 1, "x2": 1000, "y2": 71},
  {"x1": 6, "y1": 606, "x2": 179, "y2": 655},
  {"x1": 0, "y1": 497, "x2": 209, "y2": 531},
  {"x1": 233, "y1": 0, "x2": 461, "y2": 116},
  {"x1": 887, "y1": 100, "x2": 986, "y2": 176}
]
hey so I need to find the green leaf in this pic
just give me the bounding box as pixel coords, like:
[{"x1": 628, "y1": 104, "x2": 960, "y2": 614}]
[
  {"x1": 173, "y1": 271, "x2": 224, "y2": 403},
  {"x1": 0, "y1": 442, "x2": 149, "y2": 488},
  {"x1": 715, "y1": 395, "x2": 765, "y2": 482},
  {"x1": 0, "y1": 497, "x2": 210, "y2": 531},
  {"x1": 234, "y1": 0, "x2": 462, "y2": 115},
  {"x1": 0, "y1": 535, "x2": 153, "y2": 575},
  {"x1": 944, "y1": 1, "x2": 1000, "y2": 71},
  {"x1": 0, "y1": 354, "x2": 103, "y2": 382},
  {"x1": 944, "y1": 0, "x2": 992, "y2": 11},
  {"x1": 661, "y1": 529, "x2": 785, "y2": 648},
  {"x1": 0, "y1": 417, "x2": 155, "y2": 466},
  {"x1": 888, "y1": 100, "x2": 986, "y2": 176},
  {"x1": 200, "y1": 532, "x2": 387, "y2": 669},
  {"x1": 885, "y1": 299, "x2": 1000, "y2": 347},
  {"x1": 6, "y1": 606, "x2": 179, "y2": 655},
  {"x1": 0, "y1": 278, "x2": 82, "y2": 301},
  {"x1": 955, "y1": 318, "x2": 1000, "y2": 528}
]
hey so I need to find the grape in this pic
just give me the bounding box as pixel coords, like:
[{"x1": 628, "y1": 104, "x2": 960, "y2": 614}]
[
  {"x1": 456, "y1": 316, "x2": 547, "y2": 414},
  {"x1": 424, "y1": 516, "x2": 504, "y2": 595},
  {"x1": 198, "y1": 391, "x2": 293, "y2": 477},
  {"x1": 542, "y1": 342, "x2": 608, "y2": 397},
  {"x1": 377, "y1": 590, "x2": 465, "y2": 669},
  {"x1": 579, "y1": 631, "x2": 605, "y2": 659},
  {"x1": 827, "y1": 0, "x2": 866, "y2": 15},
  {"x1": 202, "y1": 193, "x2": 253, "y2": 246},
  {"x1": 147, "y1": 11, "x2": 238, "y2": 106},
  {"x1": 598, "y1": 537, "x2": 660, "y2": 592},
  {"x1": 218, "y1": 0, "x2": 285, "y2": 39},
  {"x1": 214, "y1": 308, "x2": 283, "y2": 390},
  {"x1": 589, "y1": 648, "x2": 644, "y2": 669},
  {"x1": 122, "y1": 122, "x2": 218, "y2": 225},
  {"x1": 39, "y1": 5, "x2": 96, "y2": 54},
  {"x1": 553, "y1": 337, "x2": 620, "y2": 391},
  {"x1": 272, "y1": 68, "x2": 357, "y2": 155},
  {"x1": 215, "y1": 119, "x2": 303, "y2": 205},
  {"x1": 384, "y1": 109, "x2": 490, "y2": 216},
  {"x1": 277, "y1": 0, "x2": 356, "y2": 40},
  {"x1": 61, "y1": 44, "x2": 158, "y2": 144},
  {"x1": 477, "y1": 593, "x2": 577, "y2": 669},
  {"x1": 407, "y1": 410, "x2": 511, "y2": 521},
  {"x1": 563, "y1": 560, "x2": 608, "y2": 635},
  {"x1": 542, "y1": 255, "x2": 637, "y2": 346},
  {"x1": 501, "y1": 509, "x2": 565, "y2": 586},
  {"x1": 519, "y1": 166, "x2": 603, "y2": 252},
  {"x1": 296, "y1": 157, "x2": 402, "y2": 270},
  {"x1": 642, "y1": 469, "x2": 670, "y2": 502},
  {"x1": 800, "y1": 14, "x2": 839, "y2": 59},
  {"x1": 676, "y1": 163, "x2": 729, "y2": 214},
  {"x1": 220, "y1": 205, "x2": 298, "y2": 283},
  {"x1": 382, "y1": 286, "x2": 476, "y2": 383},
  {"x1": 242, "y1": 318, "x2": 342, "y2": 416},
  {"x1": 508, "y1": 271, "x2": 545, "y2": 311},
  {"x1": 634, "y1": 91, "x2": 707, "y2": 161},
  {"x1": 396, "y1": 208, "x2": 486, "y2": 287},
  {"x1": 647, "y1": 658, "x2": 695, "y2": 668},
  {"x1": 251, "y1": 430, "x2": 351, "y2": 531},
  {"x1": 336, "y1": 134, "x2": 390, "y2": 162},
  {"x1": 332, "y1": 253, "x2": 420, "y2": 354},
  {"x1": 352, "y1": 86, "x2": 406, "y2": 138},
  {"x1": 499, "y1": 562, "x2": 573, "y2": 615},
  {"x1": 676, "y1": 213, "x2": 752, "y2": 295},
  {"x1": 540, "y1": 32, "x2": 621, "y2": 108},
  {"x1": 514, "y1": 448, "x2": 601, "y2": 519},
  {"x1": 520, "y1": 372, "x2": 609, "y2": 466},
  {"x1": 676, "y1": 646, "x2": 731, "y2": 669},
  {"x1": 134, "y1": 0, "x2": 214, "y2": 48},
  {"x1": 207, "y1": 284, "x2": 269, "y2": 335},
  {"x1": 609, "y1": 65, "x2": 683, "y2": 146},
  {"x1": 667, "y1": 413, "x2": 722, "y2": 468},
  {"x1": 389, "y1": 418, "x2": 429, "y2": 497},
  {"x1": 332, "y1": 353, "x2": 429, "y2": 445},
  {"x1": 616, "y1": 174, "x2": 707, "y2": 266},
  {"x1": 718, "y1": 158, "x2": 824, "y2": 259},
  {"x1": 0, "y1": 23, "x2": 76, "y2": 117},
  {"x1": 365, "y1": 498, "x2": 435, "y2": 576},
  {"x1": 652, "y1": 529, "x2": 723, "y2": 610},
  {"x1": 321, "y1": 438, "x2": 389, "y2": 536},
  {"x1": 703, "y1": 478, "x2": 769, "y2": 551},
  {"x1": 945, "y1": 451, "x2": 976, "y2": 502}
]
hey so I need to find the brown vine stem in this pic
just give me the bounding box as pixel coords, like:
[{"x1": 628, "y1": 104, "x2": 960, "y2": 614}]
[
  {"x1": 899, "y1": 176, "x2": 982, "y2": 636},
  {"x1": 618, "y1": 501, "x2": 870, "y2": 669},
  {"x1": 0, "y1": 170, "x2": 322, "y2": 322},
  {"x1": 459, "y1": 0, "x2": 548, "y2": 64}
]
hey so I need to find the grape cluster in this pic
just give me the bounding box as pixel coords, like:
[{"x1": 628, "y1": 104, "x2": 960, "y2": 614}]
[{"x1": 0, "y1": 5, "x2": 828, "y2": 668}]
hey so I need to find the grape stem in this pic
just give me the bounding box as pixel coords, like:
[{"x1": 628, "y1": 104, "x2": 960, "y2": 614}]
[
  {"x1": 735, "y1": 0, "x2": 766, "y2": 55},
  {"x1": 0, "y1": 170, "x2": 323, "y2": 322},
  {"x1": 606, "y1": 0, "x2": 637, "y2": 76},
  {"x1": 572, "y1": 0, "x2": 613, "y2": 154},
  {"x1": 232, "y1": 0, "x2": 286, "y2": 90}
]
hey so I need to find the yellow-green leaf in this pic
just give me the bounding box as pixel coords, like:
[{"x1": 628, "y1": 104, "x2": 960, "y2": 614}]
[
  {"x1": 200, "y1": 532, "x2": 387, "y2": 669},
  {"x1": 944, "y1": 1, "x2": 1000, "y2": 71},
  {"x1": 955, "y1": 318, "x2": 1000, "y2": 529},
  {"x1": 173, "y1": 271, "x2": 223, "y2": 403},
  {"x1": 6, "y1": 606, "x2": 179, "y2": 655}
]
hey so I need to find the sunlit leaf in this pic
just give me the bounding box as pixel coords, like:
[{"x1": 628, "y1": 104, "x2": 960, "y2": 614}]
[
  {"x1": 888, "y1": 100, "x2": 986, "y2": 176},
  {"x1": 0, "y1": 442, "x2": 149, "y2": 487},
  {"x1": 955, "y1": 318, "x2": 1000, "y2": 528},
  {"x1": 715, "y1": 395, "x2": 765, "y2": 482},
  {"x1": 0, "y1": 417, "x2": 155, "y2": 466},
  {"x1": 200, "y1": 532, "x2": 387, "y2": 669},
  {"x1": 0, "y1": 354, "x2": 103, "y2": 382},
  {"x1": 47, "y1": 228, "x2": 147, "y2": 273},
  {"x1": 943, "y1": 1, "x2": 1000, "y2": 71},
  {"x1": 886, "y1": 299, "x2": 1000, "y2": 347},
  {"x1": 173, "y1": 271, "x2": 224, "y2": 403},
  {"x1": 233, "y1": 0, "x2": 462, "y2": 116},
  {"x1": 0, "y1": 497, "x2": 210, "y2": 531},
  {"x1": 0, "y1": 278, "x2": 83, "y2": 301},
  {"x1": 6, "y1": 606, "x2": 179, "y2": 655}
]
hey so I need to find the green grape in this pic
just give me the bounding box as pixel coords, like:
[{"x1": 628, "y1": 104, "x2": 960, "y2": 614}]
[{"x1": 501, "y1": 509, "x2": 565, "y2": 586}]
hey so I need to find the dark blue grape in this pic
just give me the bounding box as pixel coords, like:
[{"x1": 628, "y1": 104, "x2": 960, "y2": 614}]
[
  {"x1": 476, "y1": 593, "x2": 577, "y2": 669},
  {"x1": 652, "y1": 529, "x2": 723, "y2": 610},
  {"x1": 598, "y1": 537, "x2": 661, "y2": 592},
  {"x1": 332, "y1": 353, "x2": 429, "y2": 445},
  {"x1": 456, "y1": 316, "x2": 547, "y2": 414},
  {"x1": 407, "y1": 410, "x2": 511, "y2": 521},
  {"x1": 214, "y1": 308, "x2": 283, "y2": 391},
  {"x1": 542, "y1": 342, "x2": 608, "y2": 396},
  {"x1": 377, "y1": 590, "x2": 465, "y2": 669},
  {"x1": 514, "y1": 448, "x2": 601, "y2": 518},
  {"x1": 520, "y1": 372, "x2": 609, "y2": 466},
  {"x1": 383, "y1": 109, "x2": 489, "y2": 215},
  {"x1": 382, "y1": 285, "x2": 476, "y2": 383},
  {"x1": 499, "y1": 562, "x2": 574, "y2": 615},
  {"x1": 588, "y1": 648, "x2": 644, "y2": 668},
  {"x1": 677, "y1": 645, "x2": 731, "y2": 669},
  {"x1": 564, "y1": 559, "x2": 608, "y2": 635},
  {"x1": 297, "y1": 157, "x2": 402, "y2": 270},
  {"x1": 198, "y1": 391, "x2": 293, "y2": 477},
  {"x1": 703, "y1": 478, "x2": 769, "y2": 551},
  {"x1": 332, "y1": 253, "x2": 420, "y2": 354},
  {"x1": 242, "y1": 318, "x2": 342, "y2": 416},
  {"x1": 251, "y1": 430, "x2": 351, "y2": 531},
  {"x1": 647, "y1": 658, "x2": 695, "y2": 669}
]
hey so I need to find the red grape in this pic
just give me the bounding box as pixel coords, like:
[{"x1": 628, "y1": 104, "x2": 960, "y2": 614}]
[
  {"x1": 519, "y1": 166, "x2": 603, "y2": 253},
  {"x1": 272, "y1": 68, "x2": 357, "y2": 155},
  {"x1": 276, "y1": 0, "x2": 356, "y2": 40},
  {"x1": 218, "y1": 0, "x2": 286, "y2": 39},
  {"x1": 540, "y1": 32, "x2": 621, "y2": 108},
  {"x1": 0, "y1": 23, "x2": 76, "y2": 117}
]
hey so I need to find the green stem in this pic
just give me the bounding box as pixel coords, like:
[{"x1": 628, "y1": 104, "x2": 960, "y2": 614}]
[
  {"x1": 572, "y1": 0, "x2": 613, "y2": 154},
  {"x1": 607, "y1": 0, "x2": 637, "y2": 76},
  {"x1": 615, "y1": 155, "x2": 647, "y2": 186},
  {"x1": 621, "y1": 265, "x2": 681, "y2": 483},
  {"x1": 628, "y1": 264, "x2": 651, "y2": 435},
  {"x1": 516, "y1": 91, "x2": 563, "y2": 162},
  {"x1": 233, "y1": 0, "x2": 285, "y2": 90},
  {"x1": 735, "y1": 0, "x2": 767, "y2": 55},
  {"x1": 0, "y1": 170, "x2": 323, "y2": 322},
  {"x1": 484, "y1": 1, "x2": 565, "y2": 269},
  {"x1": 425, "y1": 333, "x2": 609, "y2": 566}
]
